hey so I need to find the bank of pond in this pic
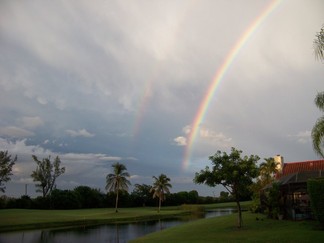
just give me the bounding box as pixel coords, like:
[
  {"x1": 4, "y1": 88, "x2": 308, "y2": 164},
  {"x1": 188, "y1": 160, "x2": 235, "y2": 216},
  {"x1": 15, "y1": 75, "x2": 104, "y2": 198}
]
[
  {"x1": 1, "y1": 201, "x2": 322, "y2": 243},
  {"x1": 0, "y1": 208, "x2": 235, "y2": 243}
]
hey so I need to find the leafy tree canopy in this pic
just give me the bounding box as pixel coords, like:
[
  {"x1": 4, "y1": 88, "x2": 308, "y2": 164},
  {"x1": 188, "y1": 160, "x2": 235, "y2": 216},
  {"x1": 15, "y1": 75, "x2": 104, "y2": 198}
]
[
  {"x1": 312, "y1": 92, "x2": 324, "y2": 158},
  {"x1": 314, "y1": 24, "x2": 324, "y2": 60},
  {"x1": 194, "y1": 147, "x2": 259, "y2": 228},
  {"x1": 105, "y1": 162, "x2": 131, "y2": 212},
  {"x1": 0, "y1": 151, "x2": 17, "y2": 193},
  {"x1": 30, "y1": 155, "x2": 65, "y2": 197},
  {"x1": 150, "y1": 174, "x2": 172, "y2": 213}
]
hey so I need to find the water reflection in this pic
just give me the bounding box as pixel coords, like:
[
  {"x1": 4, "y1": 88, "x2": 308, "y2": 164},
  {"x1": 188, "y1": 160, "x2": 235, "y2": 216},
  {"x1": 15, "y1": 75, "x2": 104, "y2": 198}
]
[{"x1": 0, "y1": 209, "x2": 234, "y2": 243}]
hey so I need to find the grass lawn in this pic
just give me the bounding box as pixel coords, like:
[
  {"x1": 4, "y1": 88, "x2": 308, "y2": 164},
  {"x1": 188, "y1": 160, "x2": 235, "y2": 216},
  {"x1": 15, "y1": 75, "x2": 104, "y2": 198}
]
[
  {"x1": 0, "y1": 207, "x2": 185, "y2": 232},
  {"x1": 130, "y1": 212, "x2": 324, "y2": 243},
  {"x1": 0, "y1": 202, "x2": 247, "y2": 232},
  {"x1": 202, "y1": 201, "x2": 251, "y2": 210}
]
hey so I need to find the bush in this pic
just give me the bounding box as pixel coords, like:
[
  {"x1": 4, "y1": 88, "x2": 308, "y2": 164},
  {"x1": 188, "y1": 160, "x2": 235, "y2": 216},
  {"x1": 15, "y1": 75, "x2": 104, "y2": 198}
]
[
  {"x1": 50, "y1": 189, "x2": 81, "y2": 209},
  {"x1": 73, "y1": 186, "x2": 105, "y2": 208},
  {"x1": 32, "y1": 196, "x2": 51, "y2": 209},
  {"x1": 307, "y1": 178, "x2": 324, "y2": 227},
  {"x1": 0, "y1": 195, "x2": 10, "y2": 208}
]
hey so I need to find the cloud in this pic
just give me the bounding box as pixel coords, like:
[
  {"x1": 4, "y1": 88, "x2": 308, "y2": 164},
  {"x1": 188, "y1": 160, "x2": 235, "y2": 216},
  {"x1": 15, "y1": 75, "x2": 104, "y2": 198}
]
[
  {"x1": 0, "y1": 0, "x2": 322, "y2": 197},
  {"x1": 288, "y1": 130, "x2": 312, "y2": 144},
  {"x1": 130, "y1": 174, "x2": 140, "y2": 179},
  {"x1": 65, "y1": 129, "x2": 95, "y2": 138},
  {"x1": 0, "y1": 126, "x2": 34, "y2": 138},
  {"x1": 98, "y1": 156, "x2": 122, "y2": 161},
  {"x1": 20, "y1": 116, "x2": 44, "y2": 129},
  {"x1": 0, "y1": 138, "x2": 133, "y2": 193},
  {"x1": 199, "y1": 127, "x2": 232, "y2": 144},
  {"x1": 174, "y1": 136, "x2": 187, "y2": 146},
  {"x1": 36, "y1": 97, "x2": 48, "y2": 105},
  {"x1": 182, "y1": 125, "x2": 191, "y2": 135},
  {"x1": 174, "y1": 125, "x2": 232, "y2": 148},
  {"x1": 1, "y1": 138, "x2": 44, "y2": 153}
]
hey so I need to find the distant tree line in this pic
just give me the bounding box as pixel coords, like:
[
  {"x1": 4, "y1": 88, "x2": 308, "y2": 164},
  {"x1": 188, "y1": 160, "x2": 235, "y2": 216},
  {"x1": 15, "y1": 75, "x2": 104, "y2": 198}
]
[
  {"x1": 0, "y1": 185, "x2": 237, "y2": 210},
  {"x1": 0, "y1": 149, "x2": 253, "y2": 211}
]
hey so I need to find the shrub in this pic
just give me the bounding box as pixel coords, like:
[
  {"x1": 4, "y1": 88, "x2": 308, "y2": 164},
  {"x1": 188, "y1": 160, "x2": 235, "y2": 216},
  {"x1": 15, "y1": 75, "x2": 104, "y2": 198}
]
[
  {"x1": 50, "y1": 189, "x2": 81, "y2": 209},
  {"x1": 307, "y1": 178, "x2": 324, "y2": 227}
]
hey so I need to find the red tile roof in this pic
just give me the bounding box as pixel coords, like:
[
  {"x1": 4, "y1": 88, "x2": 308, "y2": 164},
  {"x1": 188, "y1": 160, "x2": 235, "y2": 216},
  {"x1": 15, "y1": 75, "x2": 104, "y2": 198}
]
[{"x1": 279, "y1": 160, "x2": 324, "y2": 177}]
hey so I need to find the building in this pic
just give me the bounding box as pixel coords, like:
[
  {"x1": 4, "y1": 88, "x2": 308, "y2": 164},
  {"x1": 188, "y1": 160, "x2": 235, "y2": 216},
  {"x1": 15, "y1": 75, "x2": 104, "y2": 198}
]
[{"x1": 273, "y1": 155, "x2": 324, "y2": 220}]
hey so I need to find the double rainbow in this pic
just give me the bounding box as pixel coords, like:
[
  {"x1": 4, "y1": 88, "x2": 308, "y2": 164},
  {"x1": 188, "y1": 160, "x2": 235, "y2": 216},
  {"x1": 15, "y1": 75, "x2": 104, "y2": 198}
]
[{"x1": 182, "y1": 0, "x2": 282, "y2": 170}]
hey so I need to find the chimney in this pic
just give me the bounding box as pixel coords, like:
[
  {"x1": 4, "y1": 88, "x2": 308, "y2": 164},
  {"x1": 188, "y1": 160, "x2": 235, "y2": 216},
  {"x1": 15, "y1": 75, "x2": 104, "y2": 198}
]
[{"x1": 274, "y1": 155, "x2": 284, "y2": 173}]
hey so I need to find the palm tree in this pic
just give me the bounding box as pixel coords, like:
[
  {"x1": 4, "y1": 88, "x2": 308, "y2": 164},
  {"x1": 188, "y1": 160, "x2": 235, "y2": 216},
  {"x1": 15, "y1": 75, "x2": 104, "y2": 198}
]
[
  {"x1": 314, "y1": 25, "x2": 324, "y2": 60},
  {"x1": 259, "y1": 157, "x2": 279, "y2": 186},
  {"x1": 312, "y1": 91, "x2": 324, "y2": 158},
  {"x1": 150, "y1": 174, "x2": 172, "y2": 213},
  {"x1": 105, "y1": 162, "x2": 131, "y2": 212}
]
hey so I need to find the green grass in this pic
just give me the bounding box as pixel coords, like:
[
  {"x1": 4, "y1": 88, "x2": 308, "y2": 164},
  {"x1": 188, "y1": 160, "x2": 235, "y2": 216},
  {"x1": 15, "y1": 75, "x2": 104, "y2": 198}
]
[
  {"x1": 0, "y1": 202, "x2": 250, "y2": 232},
  {"x1": 202, "y1": 201, "x2": 252, "y2": 210},
  {"x1": 130, "y1": 212, "x2": 324, "y2": 243},
  {"x1": 0, "y1": 207, "x2": 186, "y2": 232}
]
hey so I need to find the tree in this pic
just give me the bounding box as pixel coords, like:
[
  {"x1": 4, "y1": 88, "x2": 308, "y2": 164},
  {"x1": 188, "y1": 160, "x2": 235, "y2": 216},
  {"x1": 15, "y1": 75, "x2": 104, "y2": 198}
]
[
  {"x1": 74, "y1": 186, "x2": 105, "y2": 208},
  {"x1": 51, "y1": 189, "x2": 81, "y2": 209},
  {"x1": 312, "y1": 25, "x2": 324, "y2": 158},
  {"x1": 132, "y1": 183, "x2": 153, "y2": 207},
  {"x1": 105, "y1": 162, "x2": 131, "y2": 212},
  {"x1": 150, "y1": 174, "x2": 172, "y2": 213},
  {"x1": 314, "y1": 25, "x2": 324, "y2": 61},
  {"x1": 312, "y1": 91, "x2": 324, "y2": 158},
  {"x1": 259, "y1": 157, "x2": 279, "y2": 186},
  {"x1": 0, "y1": 151, "x2": 17, "y2": 193},
  {"x1": 251, "y1": 157, "x2": 279, "y2": 213},
  {"x1": 30, "y1": 155, "x2": 65, "y2": 197},
  {"x1": 194, "y1": 147, "x2": 259, "y2": 228},
  {"x1": 219, "y1": 191, "x2": 230, "y2": 202},
  {"x1": 307, "y1": 178, "x2": 324, "y2": 227},
  {"x1": 188, "y1": 190, "x2": 199, "y2": 204}
]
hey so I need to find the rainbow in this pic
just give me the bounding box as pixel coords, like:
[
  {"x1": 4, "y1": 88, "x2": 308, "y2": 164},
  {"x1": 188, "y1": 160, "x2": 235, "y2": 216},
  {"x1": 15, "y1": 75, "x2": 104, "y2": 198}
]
[
  {"x1": 132, "y1": 0, "x2": 197, "y2": 137},
  {"x1": 132, "y1": 77, "x2": 154, "y2": 137},
  {"x1": 182, "y1": 0, "x2": 282, "y2": 170}
]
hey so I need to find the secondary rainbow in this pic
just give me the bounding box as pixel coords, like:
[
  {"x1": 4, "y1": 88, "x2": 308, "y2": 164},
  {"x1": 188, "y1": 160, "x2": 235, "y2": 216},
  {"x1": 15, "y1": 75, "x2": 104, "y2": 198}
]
[{"x1": 182, "y1": 0, "x2": 282, "y2": 170}]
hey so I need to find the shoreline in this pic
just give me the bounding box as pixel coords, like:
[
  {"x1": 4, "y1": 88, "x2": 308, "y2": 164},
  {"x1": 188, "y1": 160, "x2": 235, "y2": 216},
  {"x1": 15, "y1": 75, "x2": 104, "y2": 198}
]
[
  {"x1": 0, "y1": 202, "x2": 250, "y2": 233},
  {"x1": 0, "y1": 208, "x2": 191, "y2": 233}
]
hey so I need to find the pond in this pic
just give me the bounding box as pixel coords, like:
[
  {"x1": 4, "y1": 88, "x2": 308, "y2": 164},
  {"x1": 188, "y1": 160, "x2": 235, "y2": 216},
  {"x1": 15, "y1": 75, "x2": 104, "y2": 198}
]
[{"x1": 0, "y1": 208, "x2": 235, "y2": 243}]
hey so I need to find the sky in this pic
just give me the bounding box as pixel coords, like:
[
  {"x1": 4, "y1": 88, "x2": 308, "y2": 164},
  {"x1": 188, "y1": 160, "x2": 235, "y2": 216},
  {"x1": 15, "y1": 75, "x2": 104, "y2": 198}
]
[{"x1": 0, "y1": 0, "x2": 323, "y2": 198}]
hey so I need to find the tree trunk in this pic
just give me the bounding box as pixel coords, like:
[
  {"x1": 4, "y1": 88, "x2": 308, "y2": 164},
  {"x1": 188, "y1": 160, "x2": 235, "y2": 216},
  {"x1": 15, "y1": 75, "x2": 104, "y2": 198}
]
[
  {"x1": 115, "y1": 190, "x2": 119, "y2": 213},
  {"x1": 42, "y1": 186, "x2": 46, "y2": 198},
  {"x1": 158, "y1": 197, "x2": 161, "y2": 213},
  {"x1": 236, "y1": 199, "x2": 242, "y2": 228}
]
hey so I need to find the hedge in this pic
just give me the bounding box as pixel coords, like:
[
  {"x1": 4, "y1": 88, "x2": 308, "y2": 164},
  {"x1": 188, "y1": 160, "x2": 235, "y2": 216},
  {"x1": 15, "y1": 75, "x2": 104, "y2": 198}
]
[{"x1": 307, "y1": 178, "x2": 324, "y2": 227}]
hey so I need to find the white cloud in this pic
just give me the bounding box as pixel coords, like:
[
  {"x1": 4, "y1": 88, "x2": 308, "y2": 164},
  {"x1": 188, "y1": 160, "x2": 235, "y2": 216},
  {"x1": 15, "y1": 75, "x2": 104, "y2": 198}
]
[
  {"x1": 65, "y1": 129, "x2": 95, "y2": 138},
  {"x1": 174, "y1": 136, "x2": 187, "y2": 146},
  {"x1": 130, "y1": 174, "x2": 140, "y2": 179},
  {"x1": 288, "y1": 130, "x2": 312, "y2": 144},
  {"x1": 0, "y1": 126, "x2": 34, "y2": 138},
  {"x1": 0, "y1": 0, "x2": 322, "y2": 197},
  {"x1": 98, "y1": 156, "x2": 122, "y2": 161},
  {"x1": 0, "y1": 138, "x2": 133, "y2": 193},
  {"x1": 175, "y1": 125, "x2": 232, "y2": 146},
  {"x1": 0, "y1": 138, "x2": 51, "y2": 158},
  {"x1": 36, "y1": 97, "x2": 48, "y2": 105},
  {"x1": 20, "y1": 116, "x2": 44, "y2": 129},
  {"x1": 199, "y1": 127, "x2": 232, "y2": 143},
  {"x1": 182, "y1": 125, "x2": 191, "y2": 135}
]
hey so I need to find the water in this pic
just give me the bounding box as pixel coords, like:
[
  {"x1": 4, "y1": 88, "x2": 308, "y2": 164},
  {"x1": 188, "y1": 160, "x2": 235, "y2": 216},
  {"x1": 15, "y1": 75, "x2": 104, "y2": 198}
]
[{"x1": 0, "y1": 209, "x2": 235, "y2": 243}]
